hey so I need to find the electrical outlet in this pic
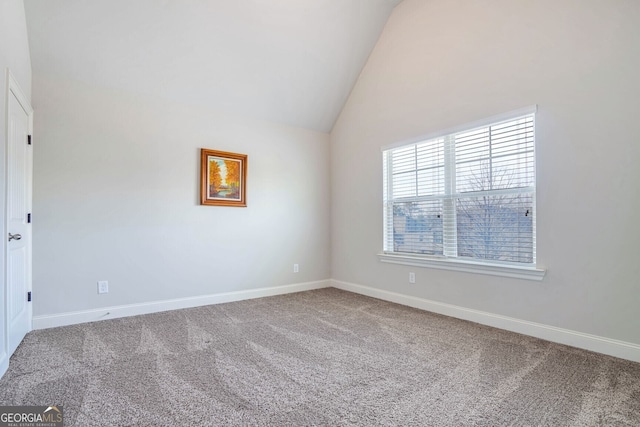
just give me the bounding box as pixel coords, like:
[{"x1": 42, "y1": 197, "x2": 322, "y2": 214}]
[
  {"x1": 293, "y1": 264, "x2": 299, "y2": 273},
  {"x1": 409, "y1": 272, "x2": 415, "y2": 284},
  {"x1": 98, "y1": 280, "x2": 109, "y2": 294}
]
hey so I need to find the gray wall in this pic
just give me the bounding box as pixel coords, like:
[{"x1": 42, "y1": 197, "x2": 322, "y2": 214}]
[
  {"x1": 0, "y1": 0, "x2": 32, "y2": 373},
  {"x1": 32, "y1": 74, "x2": 330, "y2": 316},
  {"x1": 331, "y1": 0, "x2": 640, "y2": 344}
]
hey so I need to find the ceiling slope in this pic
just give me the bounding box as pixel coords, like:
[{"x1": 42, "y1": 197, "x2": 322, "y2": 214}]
[{"x1": 24, "y1": 0, "x2": 401, "y2": 132}]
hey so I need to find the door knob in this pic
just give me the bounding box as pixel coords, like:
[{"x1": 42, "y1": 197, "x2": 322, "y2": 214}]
[{"x1": 8, "y1": 233, "x2": 21, "y2": 241}]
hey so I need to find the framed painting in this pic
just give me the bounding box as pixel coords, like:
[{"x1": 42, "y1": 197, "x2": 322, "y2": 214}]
[{"x1": 200, "y1": 149, "x2": 247, "y2": 207}]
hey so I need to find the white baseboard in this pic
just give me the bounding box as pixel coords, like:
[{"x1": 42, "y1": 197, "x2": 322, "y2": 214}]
[
  {"x1": 33, "y1": 280, "x2": 330, "y2": 330},
  {"x1": 331, "y1": 279, "x2": 640, "y2": 363}
]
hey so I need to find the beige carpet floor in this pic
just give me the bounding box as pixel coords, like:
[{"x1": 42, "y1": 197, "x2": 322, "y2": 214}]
[{"x1": 1, "y1": 288, "x2": 639, "y2": 426}]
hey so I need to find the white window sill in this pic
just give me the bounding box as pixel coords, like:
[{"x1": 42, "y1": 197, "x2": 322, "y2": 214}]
[{"x1": 378, "y1": 253, "x2": 546, "y2": 281}]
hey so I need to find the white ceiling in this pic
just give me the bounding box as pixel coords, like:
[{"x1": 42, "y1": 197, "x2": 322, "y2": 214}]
[{"x1": 24, "y1": 0, "x2": 401, "y2": 132}]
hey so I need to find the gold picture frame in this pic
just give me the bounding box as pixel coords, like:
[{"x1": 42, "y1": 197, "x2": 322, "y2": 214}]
[{"x1": 200, "y1": 149, "x2": 247, "y2": 207}]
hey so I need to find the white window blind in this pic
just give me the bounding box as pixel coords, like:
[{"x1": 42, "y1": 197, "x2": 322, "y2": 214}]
[{"x1": 383, "y1": 112, "x2": 536, "y2": 265}]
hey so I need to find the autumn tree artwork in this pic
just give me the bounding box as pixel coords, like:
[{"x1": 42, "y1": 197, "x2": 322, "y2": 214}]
[
  {"x1": 208, "y1": 158, "x2": 241, "y2": 198},
  {"x1": 200, "y1": 149, "x2": 247, "y2": 207}
]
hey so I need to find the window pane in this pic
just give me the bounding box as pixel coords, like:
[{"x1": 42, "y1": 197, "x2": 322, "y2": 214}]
[
  {"x1": 455, "y1": 127, "x2": 489, "y2": 163},
  {"x1": 392, "y1": 171, "x2": 416, "y2": 198},
  {"x1": 456, "y1": 194, "x2": 533, "y2": 263},
  {"x1": 491, "y1": 121, "x2": 534, "y2": 157},
  {"x1": 392, "y1": 201, "x2": 443, "y2": 255},
  {"x1": 457, "y1": 152, "x2": 534, "y2": 193},
  {"x1": 456, "y1": 159, "x2": 491, "y2": 193},
  {"x1": 417, "y1": 166, "x2": 444, "y2": 196},
  {"x1": 416, "y1": 138, "x2": 444, "y2": 196},
  {"x1": 491, "y1": 153, "x2": 535, "y2": 189},
  {"x1": 416, "y1": 138, "x2": 444, "y2": 169},
  {"x1": 455, "y1": 127, "x2": 491, "y2": 193},
  {"x1": 491, "y1": 117, "x2": 535, "y2": 189},
  {"x1": 391, "y1": 146, "x2": 416, "y2": 173},
  {"x1": 455, "y1": 117, "x2": 534, "y2": 193}
]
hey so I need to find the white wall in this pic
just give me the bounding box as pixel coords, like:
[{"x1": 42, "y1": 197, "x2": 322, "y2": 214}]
[
  {"x1": 331, "y1": 0, "x2": 640, "y2": 345},
  {"x1": 0, "y1": 1, "x2": 32, "y2": 376},
  {"x1": 0, "y1": 3, "x2": 31, "y2": 95},
  {"x1": 32, "y1": 74, "x2": 330, "y2": 317}
]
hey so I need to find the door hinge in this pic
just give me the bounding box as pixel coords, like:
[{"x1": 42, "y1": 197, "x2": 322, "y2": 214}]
[
  {"x1": 27, "y1": 291, "x2": 32, "y2": 302},
  {"x1": 28, "y1": 135, "x2": 32, "y2": 145},
  {"x1": 27, "y1": 213, "x2": 31, "y2": 223}
]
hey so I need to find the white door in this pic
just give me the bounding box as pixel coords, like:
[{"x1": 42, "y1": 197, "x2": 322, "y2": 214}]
[{"x1": 6, "y1": 84, "x2": 32, "y2": 356}]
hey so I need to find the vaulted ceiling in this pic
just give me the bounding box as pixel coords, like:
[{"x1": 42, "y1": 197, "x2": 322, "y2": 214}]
[{"x1": 24, "y1": 0, "x2": 402, "y2": 132}]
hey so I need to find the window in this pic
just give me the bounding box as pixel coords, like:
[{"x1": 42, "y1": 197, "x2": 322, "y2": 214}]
[{"x1": 382, "y1": 108, "x2": 539, "y2": 273}]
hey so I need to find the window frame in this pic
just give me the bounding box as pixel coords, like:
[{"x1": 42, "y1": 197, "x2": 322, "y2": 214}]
[{"x1": 379, "y1": 106, "x2": 545, "y2": 281}]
